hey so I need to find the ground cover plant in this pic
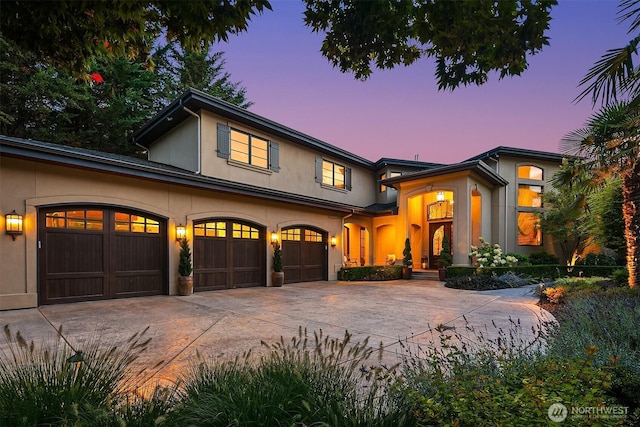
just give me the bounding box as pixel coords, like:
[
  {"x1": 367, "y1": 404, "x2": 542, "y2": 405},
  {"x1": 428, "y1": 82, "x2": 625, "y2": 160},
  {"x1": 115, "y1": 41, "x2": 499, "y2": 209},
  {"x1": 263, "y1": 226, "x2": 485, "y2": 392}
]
[{"x1": 542, "y1": 280, "x2": 640, "y2": 412}]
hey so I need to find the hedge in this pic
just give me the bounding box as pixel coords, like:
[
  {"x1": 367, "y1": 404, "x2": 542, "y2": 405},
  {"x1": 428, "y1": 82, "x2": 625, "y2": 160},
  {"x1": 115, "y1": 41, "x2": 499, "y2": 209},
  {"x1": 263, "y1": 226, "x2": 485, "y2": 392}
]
[
  {"x1": 465, "y1": 264, "x2": 622, "y2": 279},
  {"x1": 338, "y1": 265, "x2": 402, "y2": 281}
]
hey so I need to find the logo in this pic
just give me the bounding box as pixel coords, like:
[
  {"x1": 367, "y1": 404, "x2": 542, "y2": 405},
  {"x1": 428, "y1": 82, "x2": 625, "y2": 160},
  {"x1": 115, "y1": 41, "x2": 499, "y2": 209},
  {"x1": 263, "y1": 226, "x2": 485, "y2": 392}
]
[{"x1": 548, "y1": 403, "x2": 568, "y2": 422}]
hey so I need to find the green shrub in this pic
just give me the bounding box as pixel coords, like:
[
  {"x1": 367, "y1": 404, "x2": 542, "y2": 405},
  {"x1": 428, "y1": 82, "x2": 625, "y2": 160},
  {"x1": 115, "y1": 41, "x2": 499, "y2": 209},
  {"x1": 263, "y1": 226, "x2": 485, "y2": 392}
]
[
  {"x1": 544, "y1": 285, "x2": 567, "y2": 304},
  {"x1": 507, "y1": 252, "x2": 530, "y2": 265},
  {"x1": 444, "y1": 274, "x2": 500, "y2": 290},
  {"x1": 399, "y1": 319, "x2": 618, "y2": 426},
  {"x1": 528, "y1": 251, "x2": 560, "y2": 265},
  {"x1": 613, "y1": 268, "x2": 629, "y2": 286},
  {"x1": 577, "y1": 253, "x2": 617, "y2": 266},
  {"x1": 445, "y1": 266, "x2": 476, "y2": 278},
  {"x1": 170, "y1": 328, "x2": 414, "y2": 426},
  {"x1": 338, "y1": 265, "x2": 402, "y2": 281},
  {"x1": 544, "y1": 287, "x2": 640, "y2": 411},
  {"x1": 0, "y1": 325, "x2": 157, "y2": 426}
]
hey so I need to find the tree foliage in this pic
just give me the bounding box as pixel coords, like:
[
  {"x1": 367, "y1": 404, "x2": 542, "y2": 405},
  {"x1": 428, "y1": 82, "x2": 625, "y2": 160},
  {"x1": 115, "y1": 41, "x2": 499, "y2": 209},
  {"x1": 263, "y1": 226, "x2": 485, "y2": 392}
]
[
  {"x1": 303, "y1": 0, "x2": 556, "y2": 89},
  {"x1": 576, "y1": 0, "x2": 640, "y2": 105},
  {"x1": 584, "y1": 178, "x2": 626, "y2": 264},
  {"x1": 0, "y1": 35, "x2": 251, "y2": 155},
  {"x1": 539, "y1": 163, "x2": 593, "y2": 265},
  {"x1": 153, "y1": 44, "x2": 252, "y2": 109},
  {"x1": 0, "y1": 0, "x2": 272, "y2": 78}
]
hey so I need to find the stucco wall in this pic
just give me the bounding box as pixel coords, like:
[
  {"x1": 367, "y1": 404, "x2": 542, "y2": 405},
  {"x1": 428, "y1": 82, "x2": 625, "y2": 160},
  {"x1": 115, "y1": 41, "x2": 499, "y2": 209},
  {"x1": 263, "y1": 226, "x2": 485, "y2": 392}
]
[
  {"x1": 0, "y1": 156, "x2": 349, "y2": 310},
  {"x1": 148, "y1": 119, "x2": 199, "y2": 172},
  {"x1": 199, "y1": 111, "x2": 377, "y2": 208}
]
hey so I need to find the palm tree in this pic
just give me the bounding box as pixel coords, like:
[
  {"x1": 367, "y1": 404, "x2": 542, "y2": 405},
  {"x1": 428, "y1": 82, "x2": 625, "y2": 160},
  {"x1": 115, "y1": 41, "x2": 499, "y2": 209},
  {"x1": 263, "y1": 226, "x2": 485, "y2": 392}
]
[{"x1": 561, "y1": 0, "x2": 640, "y2": 287}]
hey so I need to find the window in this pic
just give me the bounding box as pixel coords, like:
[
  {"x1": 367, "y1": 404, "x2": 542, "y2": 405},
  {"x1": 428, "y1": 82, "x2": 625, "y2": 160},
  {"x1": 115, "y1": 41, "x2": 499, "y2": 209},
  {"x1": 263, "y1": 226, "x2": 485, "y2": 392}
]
[
  {"x1": 217, "y1": 123, "x2": 280, "y2": 172},
  {"x1": 194, "y1": 221, "x2": 227, "y2": 237},
  {"x1": 315, "y1": 157, "x2": 352, "y2": 190},
  {"x1": 323, "y1": 160, "x2": 345, "y2": 188},
  {"x1": 305, "y1": 229, "x2": 323, "y2": 242},
  {"x1": 115, "y1": 212, "x2": 159, "y2": 233},
  {"x1": 379, "y1": 171, "x2": 401, "y2": 192},
  {"x1": 232, "y1": 223, "x2": 259, "y2": 239},
  {"x1": 518, "y1": 185, "x2": 543, "y2": 208},
  {"x1": 518, "y1": 165, "x2": 543, "y2": 180},
  {"x1": 516, "y1": 165, "x2": 544, "y2": 246},
  {"x1": 518, "y1": 213, "x2": 542, "y2": 246},
  {"x1": 282, "y1": 228, "x2": 301, "y2": 241},
  {"x1": 45, "y1": 210, "x2": 103, "y2": 230},
  {"x1": 230, "y1": 129, "x2": 268, "y2": 168}
]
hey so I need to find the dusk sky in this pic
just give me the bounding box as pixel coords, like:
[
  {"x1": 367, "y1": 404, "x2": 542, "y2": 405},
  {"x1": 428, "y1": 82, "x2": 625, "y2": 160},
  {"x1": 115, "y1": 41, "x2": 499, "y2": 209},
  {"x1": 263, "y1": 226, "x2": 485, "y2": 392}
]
[{"x1": 218, "y1": 0, "x2": 630, "y2": 164}]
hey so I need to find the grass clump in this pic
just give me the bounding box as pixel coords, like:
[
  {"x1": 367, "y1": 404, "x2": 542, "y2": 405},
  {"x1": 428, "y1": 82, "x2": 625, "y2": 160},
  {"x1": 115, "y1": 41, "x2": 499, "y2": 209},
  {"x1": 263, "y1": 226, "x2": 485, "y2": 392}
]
[
  {"x1": 169, "y1": 327, "x2": 413, "y2": 426},
  {"x1": 0, "y1": 324, "x2": 167, "y2": 426}
]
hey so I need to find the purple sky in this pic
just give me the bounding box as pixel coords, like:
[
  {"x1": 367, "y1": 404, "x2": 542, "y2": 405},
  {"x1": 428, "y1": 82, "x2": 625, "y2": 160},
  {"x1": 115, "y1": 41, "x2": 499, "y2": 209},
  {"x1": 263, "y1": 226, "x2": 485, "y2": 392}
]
[{"x1": 218, "y1": 0, "x2": 630, "y2": 164}]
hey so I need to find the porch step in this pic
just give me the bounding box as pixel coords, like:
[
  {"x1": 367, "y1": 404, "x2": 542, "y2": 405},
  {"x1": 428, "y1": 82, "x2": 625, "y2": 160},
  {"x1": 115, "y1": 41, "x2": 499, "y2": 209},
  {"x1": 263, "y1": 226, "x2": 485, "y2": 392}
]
[{"x1": 411, "y1": 270, "x2": 442, "y2": 281}]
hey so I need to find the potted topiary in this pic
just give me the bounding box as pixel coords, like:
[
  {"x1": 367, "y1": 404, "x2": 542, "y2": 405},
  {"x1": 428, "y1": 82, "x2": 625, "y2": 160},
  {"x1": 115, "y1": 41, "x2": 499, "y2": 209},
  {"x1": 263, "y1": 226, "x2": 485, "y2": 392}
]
[
  {"x1": 438, "y1": 234, "x2": 452, "y2": 281},
  {"x1": 402, "y1": 237, "x2": 413, "y2": 279},
  {"x1": 272, "y1": 242, "x2": 284, "y2": 287},
  {"x1": 177, "y1": 238, "x2": 193, "y2": 295}
]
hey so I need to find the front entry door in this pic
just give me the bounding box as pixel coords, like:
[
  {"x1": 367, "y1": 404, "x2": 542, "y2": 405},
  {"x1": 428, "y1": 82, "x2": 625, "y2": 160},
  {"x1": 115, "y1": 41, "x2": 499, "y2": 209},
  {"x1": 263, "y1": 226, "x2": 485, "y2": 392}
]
[{"x1": 428, "y1": 222, "x2": 452, "y2": 269}]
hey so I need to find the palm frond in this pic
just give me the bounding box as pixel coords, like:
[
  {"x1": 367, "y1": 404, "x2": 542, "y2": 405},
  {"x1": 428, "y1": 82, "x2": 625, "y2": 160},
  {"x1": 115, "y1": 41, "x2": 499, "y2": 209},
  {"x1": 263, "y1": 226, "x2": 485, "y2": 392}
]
[
  {"x1": 620, "y1": 0, "x2": 640, "y2": 33},
  {"x1": 575, "y1": 36, "x2": 640, "y2": 105}
]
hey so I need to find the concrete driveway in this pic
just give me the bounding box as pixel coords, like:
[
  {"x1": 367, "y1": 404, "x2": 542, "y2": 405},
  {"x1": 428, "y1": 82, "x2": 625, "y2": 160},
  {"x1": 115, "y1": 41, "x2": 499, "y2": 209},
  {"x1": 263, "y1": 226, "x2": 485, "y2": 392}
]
[{"x1": 0, "y1": 280, "x2": 551, "y2": 389}]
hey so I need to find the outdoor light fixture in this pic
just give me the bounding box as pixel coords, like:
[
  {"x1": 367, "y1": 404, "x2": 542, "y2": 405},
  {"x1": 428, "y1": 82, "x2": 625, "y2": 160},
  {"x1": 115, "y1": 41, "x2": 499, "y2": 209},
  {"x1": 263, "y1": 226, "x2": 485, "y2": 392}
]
[
  {"x1": 5, "y1": 210, "x2": 23, "y2": 240},
  {"x1": 271, "y1": 231, "x2": 279, "y2": 245},
  {"x1": 330, "y1": 236, "x2": 337, "y2": 248},
  {"x1": 436, "y1": 191, "x2": 445, "y2": 201},
  {"x1": 176, "y1": 224, "x2": 186, "y2": 241}
]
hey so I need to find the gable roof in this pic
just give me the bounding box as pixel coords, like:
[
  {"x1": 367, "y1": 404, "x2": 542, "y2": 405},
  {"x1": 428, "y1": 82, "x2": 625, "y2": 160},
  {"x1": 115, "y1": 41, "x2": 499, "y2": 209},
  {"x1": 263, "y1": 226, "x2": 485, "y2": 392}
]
[
  {"x1": 381, "y1": 160, "x2": 509, "y2": 187},
  {"x1": 464, "y1": 146, "x2": 565, "y2": 163},
  {"x1": 372, "y1": 157, "x2": 445, "y2": 170},
  {"x1": 132, "y1": 88, "x2": 374, "y2": 168}
]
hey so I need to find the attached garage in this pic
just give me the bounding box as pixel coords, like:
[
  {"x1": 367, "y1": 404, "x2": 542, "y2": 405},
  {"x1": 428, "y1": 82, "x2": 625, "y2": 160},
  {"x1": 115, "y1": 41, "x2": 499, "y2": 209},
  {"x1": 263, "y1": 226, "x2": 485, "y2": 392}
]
[
  {"x1": 38, "y1": 206, "x2": 167, "y2": 305},
  {"x1": 193, "y1": 219, "x2": 266, "y2": 291},
  {"x1": 281, "y1": 226, "x2": 328, "y2": 284}
]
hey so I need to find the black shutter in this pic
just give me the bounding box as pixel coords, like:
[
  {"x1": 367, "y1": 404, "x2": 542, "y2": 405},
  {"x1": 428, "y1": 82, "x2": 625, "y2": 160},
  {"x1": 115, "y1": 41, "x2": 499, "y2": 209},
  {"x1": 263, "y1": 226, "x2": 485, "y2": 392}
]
[
  {"x1": 269, "y1": 141, "x2": 280, "y2": 172},
  {"x1": 217, "y1": 123, "x2": 230, "y2": 159},
  {"x1": 345, "y1": 167, "x2": 352, "y2": 191},
  {"x1": 315, "y1": 157, "x2": 323, "y2": 183}
]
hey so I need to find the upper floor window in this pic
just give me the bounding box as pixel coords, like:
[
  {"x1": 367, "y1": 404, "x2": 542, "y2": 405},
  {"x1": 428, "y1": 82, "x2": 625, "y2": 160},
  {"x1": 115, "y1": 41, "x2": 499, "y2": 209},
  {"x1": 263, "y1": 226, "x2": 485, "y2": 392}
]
[
  {"x1": 230, "y1": 129, "x2": 268, "y2": 168},
  {"x1": 217, "y1": 123, "x2": 280, "y2": 172},
  {"x1": 379, "y1": 171, "x2": 401, "y2": 192},
  {"x1": 517, "y1": 164, "x2": 544, "y2": 246},
  {"x1": 518, "y1": 185, "x2": 543, "y2": 208},
  {"x1": 315, "y1": 157, "x2": 352, "y2": 191},
  {"x1": 518, "y1": 165, "x2": 543, "y2": 181}
]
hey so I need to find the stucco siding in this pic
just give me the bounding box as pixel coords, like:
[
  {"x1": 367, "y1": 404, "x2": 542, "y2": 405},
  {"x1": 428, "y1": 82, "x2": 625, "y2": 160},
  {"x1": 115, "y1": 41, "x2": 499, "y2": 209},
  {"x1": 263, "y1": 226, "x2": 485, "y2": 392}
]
[
  {"x1": 148, "y1": 118, "x2": 199, "y2": 172},
  {"x1": 0, "y1": 155, "x2": 347, "y2": 309}
]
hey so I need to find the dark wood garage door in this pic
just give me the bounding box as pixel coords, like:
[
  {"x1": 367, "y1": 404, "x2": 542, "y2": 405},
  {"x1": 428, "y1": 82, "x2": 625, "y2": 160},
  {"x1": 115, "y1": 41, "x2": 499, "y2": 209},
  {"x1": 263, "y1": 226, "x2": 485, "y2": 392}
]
[
  {"x1": 38, "y1": 207, "x2": 167, "y2": 305},
  {"x1": 281, "y1": 226, "x2": 328, "y2": 284},
  {"x1": 193, "y1": 219, "x2": 265, "y2": 291}
]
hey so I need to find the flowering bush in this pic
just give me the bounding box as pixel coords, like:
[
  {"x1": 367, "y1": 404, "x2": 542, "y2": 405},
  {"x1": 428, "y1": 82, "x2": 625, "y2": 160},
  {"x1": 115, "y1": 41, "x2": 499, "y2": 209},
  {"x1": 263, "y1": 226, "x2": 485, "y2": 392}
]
[{"x1": 469, "y1": 237, "x2": 518, "y2": 267}]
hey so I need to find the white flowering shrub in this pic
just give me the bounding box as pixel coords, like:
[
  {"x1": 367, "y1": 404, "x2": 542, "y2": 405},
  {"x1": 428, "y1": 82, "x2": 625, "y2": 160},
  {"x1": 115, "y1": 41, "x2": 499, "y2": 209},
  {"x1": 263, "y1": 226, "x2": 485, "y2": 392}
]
[{"x1": 469, "y1": 237, "x2": 518, "y2": 267}]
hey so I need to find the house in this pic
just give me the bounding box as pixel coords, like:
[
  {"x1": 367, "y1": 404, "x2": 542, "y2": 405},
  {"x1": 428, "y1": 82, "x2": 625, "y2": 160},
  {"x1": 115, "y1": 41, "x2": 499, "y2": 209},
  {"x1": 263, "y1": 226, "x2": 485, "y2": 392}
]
[{"x1": 0, "y1": 89, "x2": 564, "y2": 310}]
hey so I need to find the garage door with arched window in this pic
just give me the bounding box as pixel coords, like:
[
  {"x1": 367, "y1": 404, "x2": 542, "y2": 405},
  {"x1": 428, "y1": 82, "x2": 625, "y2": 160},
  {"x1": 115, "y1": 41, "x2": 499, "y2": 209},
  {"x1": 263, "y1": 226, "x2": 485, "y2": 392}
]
[
  {"x1": 193, "y1": 219, "x2": 266, "y2": 291},
  {"x1": 38, "y1": 206, "x2": 167, "y2": 305},
  {"x1": 281, "y1": 226, "x2": 328, "y2": 284}
]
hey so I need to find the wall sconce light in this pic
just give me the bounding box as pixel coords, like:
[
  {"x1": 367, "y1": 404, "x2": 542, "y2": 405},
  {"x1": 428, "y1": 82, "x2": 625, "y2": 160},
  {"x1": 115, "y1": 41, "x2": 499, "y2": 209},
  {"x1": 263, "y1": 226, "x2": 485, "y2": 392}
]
[
  {"x1": 436, "y1": 191, "x2": 445, "y2": 201},
  {"x1": 175, "y1": 224, "x2": 186, "y2": 241},
  {"x1": 271, "y1": 231, "x2": 279, "y2": 246},
  {"x1": 5, "y1": 210, "x2": 23, "y2": 240},
  {"x1": 330, "y1": 236, "x2": 337, "y2": 248}
]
